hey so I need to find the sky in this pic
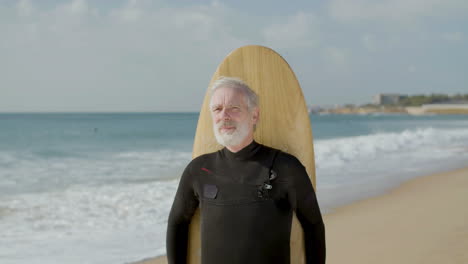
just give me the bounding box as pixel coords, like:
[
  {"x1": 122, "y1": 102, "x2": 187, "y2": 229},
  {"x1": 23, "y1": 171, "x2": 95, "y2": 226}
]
[{"x1": 1, "y1": 0, "x2": 467, "y2": 112}]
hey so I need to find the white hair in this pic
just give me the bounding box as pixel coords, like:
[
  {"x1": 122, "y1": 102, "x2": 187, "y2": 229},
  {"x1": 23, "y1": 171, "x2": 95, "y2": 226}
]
[{"x1": 210, "y1": 77, "x2": 259, "y2": 110}]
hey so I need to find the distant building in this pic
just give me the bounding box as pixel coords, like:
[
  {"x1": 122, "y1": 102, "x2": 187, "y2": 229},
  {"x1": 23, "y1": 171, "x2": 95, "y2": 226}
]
[
  {"x1": 373, "y1": 94, "x2": 407, "y2": 105},
  {"x1": 308, "y1": 105, "x2": 324, "y2": 114}
]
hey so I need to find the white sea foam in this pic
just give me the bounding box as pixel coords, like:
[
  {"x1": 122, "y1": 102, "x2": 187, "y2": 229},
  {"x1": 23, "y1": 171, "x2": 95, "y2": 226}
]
[
  {"x1": 315, "y1": 127, "x2": 468, "y2": 170},
  {"x1": 0, "y1": 180, "x2": 179, "y2": 264},
  {"x1": 0, "y1": 149, "x2": 191, "y2": 263},
  {"x1": 0, "y1": 149, "x2": 191, "y2": 195},
  {"x1": 314, "y1": 127, "x2": 468, "y2": 211}
]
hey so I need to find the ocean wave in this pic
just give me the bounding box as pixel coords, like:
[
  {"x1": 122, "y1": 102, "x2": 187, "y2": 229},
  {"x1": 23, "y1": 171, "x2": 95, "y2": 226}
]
[
  {"x1": 0, "y1": 181, "x2": 177, "y2": 233},
  {"x1": 315, "y1": 127, "x2": 468, "y2": 170},
  {"x1": 0, "y1": 181, "x2": 176, "y2": 263},
  {"x1": 0, "y1": 149, "x2": 191, "y2": 196}
]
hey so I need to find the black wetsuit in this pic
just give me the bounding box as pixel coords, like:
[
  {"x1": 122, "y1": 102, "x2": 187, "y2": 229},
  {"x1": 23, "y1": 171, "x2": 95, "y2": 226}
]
[{"x1": 166, "y1": 141, "x2": 326, "y2": 264}]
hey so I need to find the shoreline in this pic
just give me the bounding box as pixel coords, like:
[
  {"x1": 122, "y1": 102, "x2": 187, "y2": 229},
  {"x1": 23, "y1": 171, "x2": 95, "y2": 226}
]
[{"x1": 130, "y1": 166, "x2": 468, "y2": 264}]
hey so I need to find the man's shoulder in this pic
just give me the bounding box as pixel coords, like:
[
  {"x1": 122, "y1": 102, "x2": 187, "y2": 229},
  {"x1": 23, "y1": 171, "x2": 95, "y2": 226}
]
[
  {"x1": 278, "y1": 152, "x2": 305, "y2": 170},
  {"x1": 258, "y1": 144, "x2": 304, "y2": 169},
  {"x1": 256, "y1": 143, "x2": 304, "y2": 167},
  {"x1": 186, "y1": 150, "x2": 219, "y2": 168}
]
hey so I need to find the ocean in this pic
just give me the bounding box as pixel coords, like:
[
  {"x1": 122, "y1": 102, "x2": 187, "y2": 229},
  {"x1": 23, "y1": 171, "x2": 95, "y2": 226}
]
[{"x1": 1, "y1": 113, "x2": 468, "y2": 264}]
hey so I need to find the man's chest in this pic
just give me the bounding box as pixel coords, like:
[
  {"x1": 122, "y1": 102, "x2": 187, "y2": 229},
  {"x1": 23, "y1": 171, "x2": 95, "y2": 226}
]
[{"x1": 194, "y1": 160, "x2": 289, "y2": 206}]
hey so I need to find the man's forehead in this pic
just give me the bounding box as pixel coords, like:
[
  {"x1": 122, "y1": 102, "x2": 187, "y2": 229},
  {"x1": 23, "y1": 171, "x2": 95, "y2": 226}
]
[{"x1": 211, "y1": 87, "x2": 246, "y2": 105}]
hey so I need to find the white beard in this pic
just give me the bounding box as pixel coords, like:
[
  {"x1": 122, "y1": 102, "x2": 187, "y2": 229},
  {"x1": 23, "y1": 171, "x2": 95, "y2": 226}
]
[{"x1": 213, "y1": 119, "x2": 250, "y2": 147}]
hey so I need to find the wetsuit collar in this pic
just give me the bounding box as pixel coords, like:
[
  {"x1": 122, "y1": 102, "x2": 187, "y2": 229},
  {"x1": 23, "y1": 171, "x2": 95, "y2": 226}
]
[{"x1": 222, "y1": 140, "x2": 261, "y2": 161}]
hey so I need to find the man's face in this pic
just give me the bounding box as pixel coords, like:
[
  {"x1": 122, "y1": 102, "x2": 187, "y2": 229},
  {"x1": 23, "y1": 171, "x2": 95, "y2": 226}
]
[{"x1": 210, "y1": 87, "x2": 258, "y2": 147}]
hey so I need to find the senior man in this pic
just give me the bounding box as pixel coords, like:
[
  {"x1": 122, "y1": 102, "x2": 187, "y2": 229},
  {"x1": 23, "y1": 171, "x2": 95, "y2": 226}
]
[{"x1": 167, "y1": 77, "x2": 326, "y2": 264}]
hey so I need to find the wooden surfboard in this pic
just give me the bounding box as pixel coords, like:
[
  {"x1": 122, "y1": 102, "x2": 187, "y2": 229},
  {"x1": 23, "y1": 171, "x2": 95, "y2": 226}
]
[{"x1": 188, "y1": 45, "x2": 316, "y2": 264}]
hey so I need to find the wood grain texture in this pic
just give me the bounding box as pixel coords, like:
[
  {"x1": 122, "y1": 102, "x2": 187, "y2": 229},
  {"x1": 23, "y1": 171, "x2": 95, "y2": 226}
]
[{"x1": 188, "y1": 45, "x2": 315, "y2": 264}]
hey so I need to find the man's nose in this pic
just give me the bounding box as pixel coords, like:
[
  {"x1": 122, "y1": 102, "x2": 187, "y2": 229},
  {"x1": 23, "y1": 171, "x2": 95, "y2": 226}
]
[{"x1": 221, "y1": 109, "x2": 230, "y2": 120}]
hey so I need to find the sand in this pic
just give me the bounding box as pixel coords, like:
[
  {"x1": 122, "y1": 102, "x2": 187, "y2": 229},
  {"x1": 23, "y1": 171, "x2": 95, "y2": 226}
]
[{"x1": 131, "y1": 167, "x2": 468, "y2": 264}]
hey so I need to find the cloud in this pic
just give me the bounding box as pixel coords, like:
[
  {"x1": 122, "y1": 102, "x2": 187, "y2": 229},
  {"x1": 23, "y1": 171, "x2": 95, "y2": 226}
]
[
  {"x1": 324, "y1": 47, "x2": 348, "y2": 67},
  {"x1": 110, "y1": 0, "x2": 144, "y2": 22},
  {"x1": 62, "y1": 0, "x2": 89, "y2": 15},
  {"x1": 1, "y1": 0, "x2": 466, "y2": 111},
  {"x1": 16, "y1": 0, "x2": 34, "y2": 17},
  {"x1": 329, "y1": 0, "x2": 468, "y2": 23},
  {"x1": 443, "y1": 32, "x2": 464, "y2": 42},
  {"x1": 262, "y1": 12, "x2": 319, "y2": 49},
  {"x1": 362, "y1": 34, "x2": 377, "y2": 52},
  {"x1": 0, "y1": 0, "x2": 250, "y2": 111}
]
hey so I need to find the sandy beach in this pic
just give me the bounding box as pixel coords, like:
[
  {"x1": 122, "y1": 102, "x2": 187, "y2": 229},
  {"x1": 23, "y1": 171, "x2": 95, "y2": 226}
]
[{"x1": 132, "y1": 166, "x2": 468, "y2": 264}]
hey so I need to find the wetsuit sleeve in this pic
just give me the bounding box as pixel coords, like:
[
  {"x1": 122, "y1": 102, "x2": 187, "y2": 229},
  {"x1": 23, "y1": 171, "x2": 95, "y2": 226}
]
[
  {"x1": 291, "y1": 159, "x2": 326, "y2": 264},
  {"x1": 166, "y1": 163, "x2": 199, "y2": 264}
]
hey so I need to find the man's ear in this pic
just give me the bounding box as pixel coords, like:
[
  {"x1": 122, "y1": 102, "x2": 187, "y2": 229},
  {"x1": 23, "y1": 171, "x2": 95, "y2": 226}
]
[{"x1": 251, "y1": 107, "x2": 260, "y2": 124}]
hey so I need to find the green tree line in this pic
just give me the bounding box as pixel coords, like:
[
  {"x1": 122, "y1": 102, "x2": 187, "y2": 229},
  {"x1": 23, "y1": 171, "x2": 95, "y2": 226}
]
[{"x1": 398, "y1": 93, "x2": 468, "y2": 106}]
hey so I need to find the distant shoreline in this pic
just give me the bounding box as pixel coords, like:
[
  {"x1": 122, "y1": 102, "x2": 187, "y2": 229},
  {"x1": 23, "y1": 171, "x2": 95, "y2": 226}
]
[
  {"x1": 312, "y1": 105, "x2": 468, "y2": 115},
  {"x1": 1, "y1": 108, "x2": 468, "y2": 115}
]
